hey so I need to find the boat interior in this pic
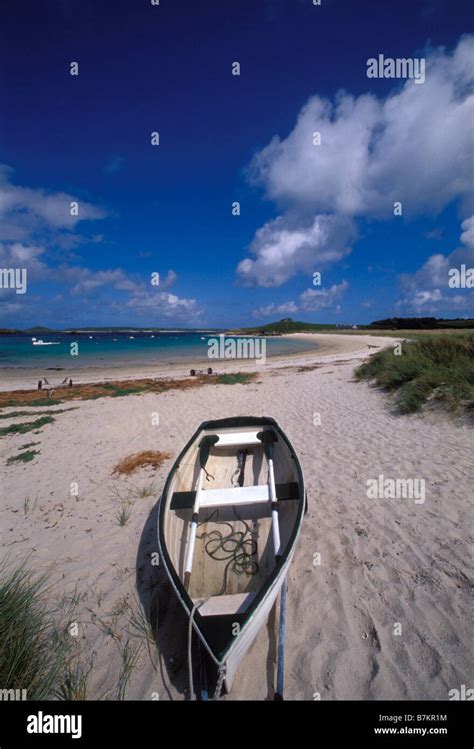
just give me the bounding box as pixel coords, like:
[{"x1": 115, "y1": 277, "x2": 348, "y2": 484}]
[{"x1": 162, "y1": 425, "x2": 301, "y2": 644}]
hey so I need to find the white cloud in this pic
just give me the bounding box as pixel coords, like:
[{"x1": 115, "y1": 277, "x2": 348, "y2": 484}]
[
  {"x1": 299, "y1": 280, "x2": 349, "y2": 311},
  {"x1": 126, "y1": 290, "x2": 203, "y2": 320},
  {"x1": 0, "y1": 242, "x2": 49, "y2": 280},
  {"x1": 160, "y1": 269, "x2": 177, "y2": 289},
  {"x1": 460, "y1": 215, "x2": 474, "y2": 249},
  {"x1": 253, "y1": 281, "x2": 348, "y2": 318},
  {"x1": 64, "y1": 268, "x2": 141, "y2": 296},
  {"x1": 239, "y1": 36, "x2": 474, "y2": 287},
  {"x1": 238, "y1": 214, "x2": 354, "y2": 287},
  {"x1": 0, "y1": 165, "x2": 107, "y2": 241},
  {"x1": 0, "y1": 167, "x2": 199, "y2": 323},
  {"x1": 397, "y1": 216, "x2": 474, "y2": 313},
  {"x1": 253, "y1": 301, "x2": 298, "y2": 318}
]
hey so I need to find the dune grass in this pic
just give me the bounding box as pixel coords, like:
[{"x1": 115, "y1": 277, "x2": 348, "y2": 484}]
[
  {"x1": 7, "y1": 449, "x2": 40, "y2": 465},
  {"x1": 0, "y1": 408, "x2": 75, "y2": 420},
  {"x1": 355, "y1": 334, "x2": 474, "y2": 413},
  {"x1": 0, "y1": 562, "x2": 70, "y2": 699},
  {"x1": 0, "y1": 416, "x2": 55, "y2": 437},
  {"x1": 215, "y1": 373, "x2": 255, "y2": 385}
]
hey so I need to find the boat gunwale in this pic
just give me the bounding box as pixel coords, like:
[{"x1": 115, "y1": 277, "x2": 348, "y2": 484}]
[{"x1": 157, "y1": 415, "x2": 305, "y2": 664}]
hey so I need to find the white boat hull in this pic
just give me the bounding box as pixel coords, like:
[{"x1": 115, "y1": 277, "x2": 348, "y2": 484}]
[{"x1": 158, "y1": 416, "x2": 305, "y2": 696}]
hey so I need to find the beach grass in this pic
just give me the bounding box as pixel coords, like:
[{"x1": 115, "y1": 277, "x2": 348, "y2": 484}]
[
  {"x1": 0, "y1": 561, "x2": 69, "y2": 699},
  {"x1": 0, "y1": 416, "x2": 55, "y2": 437},
  {"x1": 0, "y1": 408, "x2": 76, "y2": 420},
  {"x1": 355, "y1": 334, "x2": 474, "y2": 413},
  {"x1": 57, "y1": 658, "x2": 94, "y2": 701},
  {"x1": 7, "y1": 449, "x2": 40, "y2": 465},
  {"x1": 116, "y1": 639, "x2": 142, "y2": 700},
  {"x1": 215, "y1": 373, "x2": 255, "y2": 385},
  {"x1": 115, "y1": 502, "x2": 132, "y2": 527}
]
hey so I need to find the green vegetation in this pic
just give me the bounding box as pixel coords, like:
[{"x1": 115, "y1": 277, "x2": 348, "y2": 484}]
[
  {"x1": 0, "y1": 562, "x2": 69, "y2": 699},
  {"x1": 365, "y1": 317, "x2": 474, "y2": 330},
  {"x1": 0, "y1": 408, "x2": 75, "y2": 420},
  {"x1": 7, "y1": 449, "x2": 40, "y2": 465},
  {"x1": 356, "y1": 334, "x2": 474, "y2": 413},
  {"x1": 230, "y1": 318, "x2": 335, "y2": 335},
  {"x1": 215, "y1": 373, "x2": 256, "y2": 385},
  {"x1": 0, "y1": 372, "x2": 258, "y2": 408},
  {"x1": 116, "y1": 502, "x2": 132, "y2": 527},
  {"x1": 23, "y1": 495, "x2": 38, "y2": 516},
  {"x1": 0, "y1": 416, "x2": 55, "y2": 437},
  {"x1": 57, "y1": 659, "x2": 94, "y2": 701}
]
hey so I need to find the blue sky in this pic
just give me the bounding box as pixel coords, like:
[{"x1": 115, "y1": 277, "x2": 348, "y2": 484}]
[{"x1": 0, "y1": 0, "x2": 473, "y2": 328}]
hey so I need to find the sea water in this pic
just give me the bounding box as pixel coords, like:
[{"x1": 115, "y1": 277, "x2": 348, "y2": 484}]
[{"x1": 0, "y1": 331, "x2": 317, "y2": 370}]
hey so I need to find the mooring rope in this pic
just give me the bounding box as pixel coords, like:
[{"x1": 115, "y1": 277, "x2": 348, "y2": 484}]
[
  {"x1": 213, "y1": 663, "x2": 227, "y2": 701},
  {"x1": 187, "y1": 598, "x2": 209, "y2": 701},
  {"x1": 197, "y1": 509, "x2": 258, "y2": 596}
]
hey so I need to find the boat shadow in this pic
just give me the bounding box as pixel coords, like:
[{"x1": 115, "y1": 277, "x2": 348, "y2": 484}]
[
  {"x1": 136, "y1": 497, "x2": 279, "y2": 701},
  {"x1": 135, "y1": 498, "x2": 190, "y2": 701}
]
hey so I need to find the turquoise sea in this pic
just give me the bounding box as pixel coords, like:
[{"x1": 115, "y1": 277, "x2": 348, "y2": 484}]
[{"x1": 0, "y1": 332, "x2": 317, "y2": 370}]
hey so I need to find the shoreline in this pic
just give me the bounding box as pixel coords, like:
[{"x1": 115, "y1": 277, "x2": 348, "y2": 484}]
[{"x1": 0, "y1": 334, "x2": 399, "y2": 392}]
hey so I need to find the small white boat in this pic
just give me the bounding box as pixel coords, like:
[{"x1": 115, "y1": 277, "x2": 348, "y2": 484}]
[
  {"x1": 129, "y1": 336, "x2": 135, "y2": 339},
  {"x1": 31, "y1": 337, "x2": 59, "y2": 346},
  {"x1": 158, "y1": 416, "x2": 305, "y2": 697}
]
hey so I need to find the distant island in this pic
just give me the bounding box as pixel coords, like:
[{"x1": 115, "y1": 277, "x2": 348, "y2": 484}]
[
  {"x1": 228, "y1": 317, "x2": 474, "y2": 335},
  {"x1": 0, "y1": 317, "x2": 473, "y2": 337},
  {"x1": 0, "y1": 326, "x2": 224, "y2": 335}
]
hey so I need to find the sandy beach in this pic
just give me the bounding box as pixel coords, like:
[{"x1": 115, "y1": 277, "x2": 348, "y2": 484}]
[{"x1": 0, "y1": 334, "x2": 471, "y2": 701}]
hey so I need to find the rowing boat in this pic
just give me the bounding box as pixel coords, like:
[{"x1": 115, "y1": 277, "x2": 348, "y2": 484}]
[{"x1": 157, "y1": 416, "x2": 305, "y2": 697}]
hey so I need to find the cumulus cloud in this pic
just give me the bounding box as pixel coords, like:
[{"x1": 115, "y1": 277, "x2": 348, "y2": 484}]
[
  {"x1": 0, "y1": 165, "x2": 107, "y2": 242},
  {"x1": 239, "y1": 36, "x2": 474, "y2": 286},
  {"x1": 397, "y1": 215, "x2": 474, "y2": 312},
  {"x1": 238, "y1": 214, "x2": 355, "y2": 287},
  {"x1": 160, "y1": 269, "x2": 177, "y2": 289},
  {"x1": 0, "y1": 166, "x2": 199, "y2": 323},
  {"x1": 254, "y1": 281, "x2": 348, "y2": 318},
  {"x1": 126, "y1": 290, "x2": 203, "y2": 320},
  {"x1": 63, "y1": 268, "x2": 141, "y2": 296}
]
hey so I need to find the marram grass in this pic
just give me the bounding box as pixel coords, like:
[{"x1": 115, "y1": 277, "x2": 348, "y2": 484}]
[
  {"x1": 0, "y1": 562, "x2": 69, "y2": 699},
  {"x1": 355, "y1": 334, "x2": 474, "y2": 414}
]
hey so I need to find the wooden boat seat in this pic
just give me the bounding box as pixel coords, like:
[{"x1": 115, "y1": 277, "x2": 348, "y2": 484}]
[
  {"x1": 195, "y1": 592, "x2": 256, "y2": 617},
  {"x1": 211, "y1": 431, "x2": 264, "y2": 448},
  {"x1": 170, "y1": 481, "x2": 300, "y2": 510},
  {"x1": 199, "y1": 484, "x2": 270, "y2": 509}
]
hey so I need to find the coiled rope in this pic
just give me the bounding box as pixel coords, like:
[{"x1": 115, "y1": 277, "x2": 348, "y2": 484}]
[{"x1": 197, "y1": 509, "x2": 259, "y2": 596}]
